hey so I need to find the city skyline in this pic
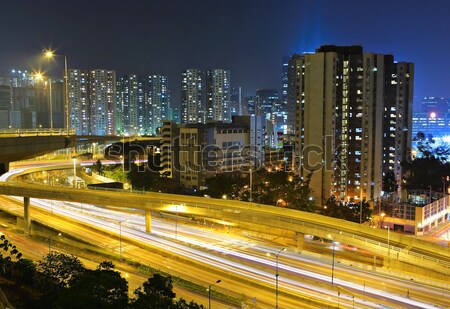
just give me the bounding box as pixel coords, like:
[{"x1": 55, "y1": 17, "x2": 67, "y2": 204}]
[{"x1": 0, "y1": 0, "x2": 449, "y2": 101}]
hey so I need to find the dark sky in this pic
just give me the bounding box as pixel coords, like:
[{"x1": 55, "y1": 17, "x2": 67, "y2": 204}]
[{"x1": 1, "y1": 0, "x2": 449, "y2": 103}]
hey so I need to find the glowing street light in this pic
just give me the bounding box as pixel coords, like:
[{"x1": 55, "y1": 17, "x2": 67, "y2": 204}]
[
  {"x1": 208, "y1": 279, "x2": 221, "y2": 309},
  {"x1": 268, "y1": 248, "x2": 286, "y2": 309},
  {"x1": 384, "y1": 225, "x2": 391, "y2": 267},
  {"x1": 32, "y1": 71, "x2": 53, "y2": 130},
  {"x1": 48, "y1": 233, "x2": 61, "y2": 253},
  {"x1": 72, "y1": 158, "x2": 77, "y2": 188},
  {"x1": 328, "y1": 232, "x2": 341, "y2": 286},
  {"x1": 118, "y1": 219, "x2": 128, "y2": 261},
  {"x1": 43, "y1": 49, "x2": 69, "y2": 134}
]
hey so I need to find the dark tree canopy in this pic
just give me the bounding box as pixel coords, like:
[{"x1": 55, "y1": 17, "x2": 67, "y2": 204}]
[
  {"x1": 53, "y1": 263, "x2": 129, "y2": 309},
  {"x1": 37, "y1": 252, "x2": 85, "y2": 288}
]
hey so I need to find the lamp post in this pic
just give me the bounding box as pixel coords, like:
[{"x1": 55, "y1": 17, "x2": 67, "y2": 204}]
[
  {"x1": 275, "y1": 248, "x2": 286, "y2": 309},
  {"x1": 118, "y1": 219, "x2": 128, "y2": 261},
  {"x1": 208, "y1": 279, "x2": 221, "y2": 309},
  {"x1": 44, "y1": 50, "x2": 69, "y2": 134},
  {"x1": 48, "y1": 78, "x2": 53, "y2": 130},
  {"x1": 380, "y1": 212, "x2": 386, "y2": 229},
  {"x1": 384, "y1": 225, "x2": 390, "y2": 267},
  {"x1": 249, "y1": 167, "x2": 253, "y2": 202},
  {"x1": 33, "y1": 72, "x2": 52, "y2": 130},
  {"x1": 328, "y1": 235, "x2": 336, "y2": 286},
  {"x1": 72, "y1": 158, "x2": 77, "y2": 188},
  {"x1": 48, "y1": 233, "x2": 61, "y2": 253},
  {"x1": 175, "y1": 204, "x2": 178, "y2": 240}
]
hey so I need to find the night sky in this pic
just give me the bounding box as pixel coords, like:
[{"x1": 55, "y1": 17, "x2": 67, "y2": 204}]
[{"x1": 1, "y1": 0, "x2": 449, "y2": 102}]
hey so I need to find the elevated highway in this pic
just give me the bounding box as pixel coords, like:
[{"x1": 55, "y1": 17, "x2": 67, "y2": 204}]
[
  {"x1": 0, "y1": 129, "x2": 159, "y2": 174},
  {"x1": 0, "y1": 129, "x2": 76, "y2": 174},
  {"x1": 0, "y1": 171, "x2": 449, "y2": 276}
]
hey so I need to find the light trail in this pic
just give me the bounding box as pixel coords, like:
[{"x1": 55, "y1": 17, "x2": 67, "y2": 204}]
[{"x1": 1, "y1": 164, "x2": 448, "y2": 308}]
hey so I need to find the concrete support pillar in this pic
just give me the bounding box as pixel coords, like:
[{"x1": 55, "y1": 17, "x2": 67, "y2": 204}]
[
  {"x1": 145, "y1": 210, "x2": 151, "y2": 233},
  {"x1": 24, "y1": 197, "x2": 30, "y2": 235},
  {"x1": 0, "y1": 162, "x2": 9, "y2": 175},
  {"x1": 296, "y1": 232, "x2": 304, "y2": 252}
]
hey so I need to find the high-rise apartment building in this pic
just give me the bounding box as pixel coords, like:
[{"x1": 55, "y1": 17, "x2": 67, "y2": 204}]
[
  {"x1": 147, "y1": 75, "x2": 169, "y2": 134},
  {"x1": 68, "y1": 69, "x2": 116, "y2": 135},
  {"x1": 181, "y1": 69, "x2": 204, "y2": 124},
  {"x1": 230, "y1": 87, "x2": 242, "y2": 117},
  {"x1": 161, "y1": 116, "x2": 263, "y2": 189},
  {"x1": 117, "y1": 74, "x2": 145, "y2": 135},
  {"x1": 90, "y1": 70, "x2": 117, "y2": 136},
  {"x1": 0, "y1": 70, "x2": 64, "y2": 129},
  {"x1": 289, "y1": 45, "x2": 414, "y2": 204},
  {"x1": 206, "y1": 69, "x2": 231, "y2": 122}
]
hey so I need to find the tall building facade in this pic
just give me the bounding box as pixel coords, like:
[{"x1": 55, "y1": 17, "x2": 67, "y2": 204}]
[
  {"x1": 89, "y1": 70, "x2": 117, "y2": 136},
  {"x1": 161, "y1": 116, "x2": 262, "y2": 189},
  {"x1": 68, "y1": 69, "x2": 116, "y2": 135},
  {"x1": 68, "y1": 69, "x2": 90, "y2": 134},
  {"x1": 230, "y1": 87, "x2": 242, "y2": 116},
  {"x1": 206, "y1": 69, "x2": 231, "y2": 122},
  {"x1": 181, "y1": 69, "x2": 204, "y2": 124},
  {"x1": 117, "y1": 74, "x2": 138, "y2": 135},
  {"x1": 147, "y1": 75, "x2": 169, "y2": 135},
  {"x1": 0, "y1": 70, "x2": 64, "y2": 129},
  {"x1": 289, "y1": 45, "x2": 414, "y2": 204}
]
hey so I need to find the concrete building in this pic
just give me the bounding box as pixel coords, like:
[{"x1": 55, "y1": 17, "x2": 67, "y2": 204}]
[
  {"x1": 289, "y1": 45, "x2": 414, "y2": 205},
  {"x1": 206, "y1": 69, "x2": 231, "y2": 122},
  {"x1": 68, "y1": 69, "x2": 116, "y2": 135},
  {"x1": 161, "y1": 116, "x2": 265, "y2": 189},
  {"x1": 90, "y1": 70, "x2": 116, "y2": 136},
  {"x1": 230, "y1": 87, "x2": 242, "y2": 117},
  {"x1": 412, "y1": 112, "x2": 450, "y2": 140},
  {"x1": 243, "y1": 96, "x2": 256, "y2": 116},
  {"x1": 181, "y1": 69, "x2": 204, "y2": 124},
  {"x1": 68, "y1": 69, "x2": 90, "y2": 135},
  {"x1": 160, "y1": 120, "x2": 180, "y2": 179},
  {"x1": 414, "y1": 96, "x2": 448, "y2": 114},
  {"x1": 116, "y1": 74, "x2": 143, "y2": 136},
  {"x1": 0, "y1": 70, "x2": 64, "y2": 130},
  {"x1": 147, "y1": 75, "x2": 170, "y2": 135}
]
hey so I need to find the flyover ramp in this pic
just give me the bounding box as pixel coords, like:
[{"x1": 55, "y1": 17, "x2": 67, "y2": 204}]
[{"x1": 0, "y1": 181, "x2": 449, "y2": 276}]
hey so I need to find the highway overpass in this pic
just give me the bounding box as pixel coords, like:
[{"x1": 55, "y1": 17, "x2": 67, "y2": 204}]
[
  {"x1": 0, "y1": 129, "x2": 159, "y2": 174},
  {"x1": 0, "y1": 177, "x2": 449, "y2": 276},
  {"x1": 0, "y1": 129, "x2": 76, "y2": 174}
]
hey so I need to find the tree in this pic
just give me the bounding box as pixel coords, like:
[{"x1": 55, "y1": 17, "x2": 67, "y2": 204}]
[
  {"x1": 382, "y1": 171, "x2": 397, "y2": 193},
  {"x1": 131, "y1": 274, "x2": 176, "y2": 309},
  {"x1": 402, "y1": 157, "x2": 450, "y2": 191},
  {"x1": 174, "y1": 298, "x2": 204, "y2": 309},
  {"x1": 37, "y1": 252, "x2": 85, "y2": 288},
  {"x1": 321, "y1": 196, "x2": 372, "y2": 223},
  {"x1": 414, "y1": 131, "x2": 450, "y2": 160},
  {"x1": 16, "y1": 258, "x2": 36, "y2": 285},
  {"x1": 0, "y1": 234, "x2": 23, "y2": 276},
  {"x1": 53, "y1": 262, "x2": 129, "y2": 309},
  {"x1": 92, "y1": 159, "x2": 103, "y2": 174}
]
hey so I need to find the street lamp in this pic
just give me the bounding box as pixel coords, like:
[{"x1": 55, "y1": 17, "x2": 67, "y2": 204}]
[
  {"x1": 328, "y1": 232, "x2": 341, "y2": 286},
  {"x1": 118, "y1": 219, "x2": 128, "y2": 261},
  {"x1": 380, "y1": 212, "x2": 386, "y2": 228},
  {"x1": 175, "y1": 204, "x2": 178, "y2": 240},
  {"x1": 328, "y1": 234, "x2": 337, "y2": 286},
  {"x1": 44, "y1": 49, "x2": 69, "y2": 134},
  {"x1": 33, "y1": 72, "x2": 53, "y2": 130},
  {"x1": 249, "y1": 167, "x2": 253, "y2": 202},
  {"x1": 72, "y1": 158, "x2": 77, "y2": 188},
  {"x1": 48, "y1": 233, "x2": 61, "y2": 253},
  {"x1": 208, "y1": 279, "x2": 221, "y2": 309},
  {"x1": 384, "y1": 225, "x2": 390, "y2": 267},
  {"x1": 273, "y1": 248, "x2": 286, "y2": 309}
]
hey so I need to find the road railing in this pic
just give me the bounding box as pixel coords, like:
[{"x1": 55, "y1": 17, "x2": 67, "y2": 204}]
[{"x1": 0, "y1": 128, "x2": 76, "y2": 136}]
